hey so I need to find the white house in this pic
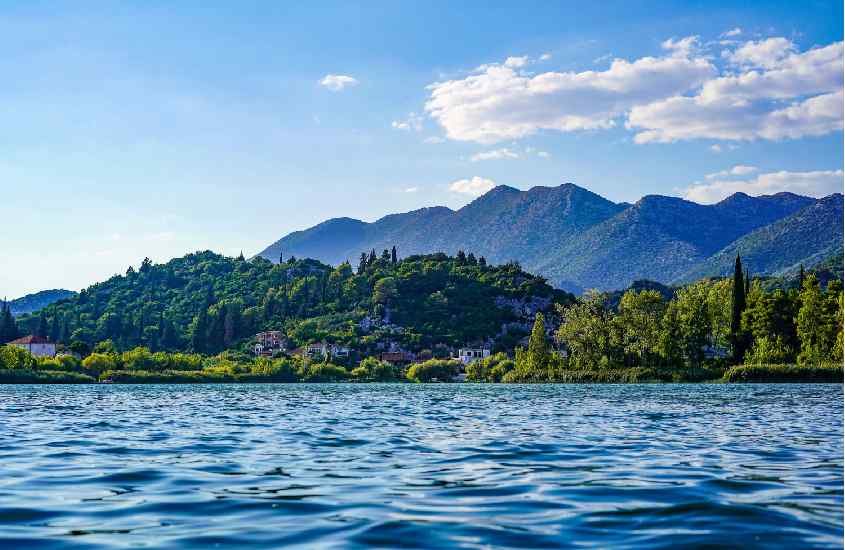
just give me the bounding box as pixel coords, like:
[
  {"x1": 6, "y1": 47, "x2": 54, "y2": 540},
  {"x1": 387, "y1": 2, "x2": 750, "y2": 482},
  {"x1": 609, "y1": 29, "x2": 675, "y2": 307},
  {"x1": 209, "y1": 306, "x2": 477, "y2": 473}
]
[
  {"x1": 457, "y1": 347, "x2": 490, "y2": 365},
  {"x1": 8, "y1": 335, "x2": 56, "y2": 358}
]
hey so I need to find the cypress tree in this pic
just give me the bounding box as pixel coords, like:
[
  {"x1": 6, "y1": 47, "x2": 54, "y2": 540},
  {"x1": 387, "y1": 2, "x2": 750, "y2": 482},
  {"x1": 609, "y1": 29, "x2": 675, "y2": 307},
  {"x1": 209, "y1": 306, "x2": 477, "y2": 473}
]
[
  {"x1": 798, "y1": 263, "x2": 805, "y2": 289},
  {"x1": 358, "y1": 252, "x2": 368, "y2": 274},
  {"x1": 368, "y1": 249, "x2": 377, "y2": 264},
  {"x1": 730, "y1": 254, "x2": 747, "y2": 362},
  {"x1": 191, "y1": 307, "x2": 209, "y2": 353},
  {"x1": 744, "y1": 269, "x2": 751, "y2": 296},
  {"x1": 391, "y1": 246, "x2": 397, "y2": 264},
  {"x1": 278, "y1": 251, "x2": 284, "y2": 264}
]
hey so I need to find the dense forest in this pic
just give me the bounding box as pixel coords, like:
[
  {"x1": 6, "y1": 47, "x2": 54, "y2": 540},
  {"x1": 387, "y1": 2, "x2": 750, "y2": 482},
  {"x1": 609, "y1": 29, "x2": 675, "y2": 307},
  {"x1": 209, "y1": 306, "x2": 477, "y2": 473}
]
[
  {"x1": 3, "y1": 250, "x2": 571, "y2": 357},
  {"x1": 0, "y1": 251, "x2": 841, "y2": 384},
  {"x1": 466, "y1": 257, "x2": 843, "y2": 383}
]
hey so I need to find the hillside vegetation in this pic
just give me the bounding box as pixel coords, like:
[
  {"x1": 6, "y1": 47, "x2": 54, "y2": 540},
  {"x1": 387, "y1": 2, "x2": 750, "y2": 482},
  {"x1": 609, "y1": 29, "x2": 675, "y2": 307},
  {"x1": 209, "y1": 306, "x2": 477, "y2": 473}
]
[{"x1": 12, "y1": 250, "x2": 572, "y2": 356}]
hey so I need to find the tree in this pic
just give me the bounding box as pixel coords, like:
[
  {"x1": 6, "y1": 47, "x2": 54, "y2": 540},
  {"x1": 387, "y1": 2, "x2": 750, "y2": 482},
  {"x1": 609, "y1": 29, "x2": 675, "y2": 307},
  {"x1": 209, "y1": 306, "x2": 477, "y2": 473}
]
[
  {"x1": 556, "y1": 291, "x2": 616, "y2": 368},
  {"x1": 456, "y1": 250, "x2": 467, "y2": 264},
  {"x1": 279, "y1": 251, "x2": 284, "y2": 264},
  {"x1": 730, "y1": 254, "x2": 747, "y2": 363},
  {"x1": 525, "y1": 312, "x2": 551, "y2": 373},
  {"x1": 191, "y1": 307, "x2": 210, "y2": 353},
  {"x1": 391, "y1": 246, "x2": 398, "y2": 264},
  {"x1": 674, "y1": 282, "x2": 712, "y2": 374},
  {"x1": 796, "y1": 274, "x2": 826, "y2": 365},
  {"x1": 357, "y1": 253, "x2": 368, "y2": 275},
  {"x1": 478, "y1": 256, "x2": 487, "y2": 268},
  {"x1": 0, "y1": 301, "x2": 19, "y2": 344},
  {"x1": 618, "y1": 290, "x2": 665, "y2": 367}
]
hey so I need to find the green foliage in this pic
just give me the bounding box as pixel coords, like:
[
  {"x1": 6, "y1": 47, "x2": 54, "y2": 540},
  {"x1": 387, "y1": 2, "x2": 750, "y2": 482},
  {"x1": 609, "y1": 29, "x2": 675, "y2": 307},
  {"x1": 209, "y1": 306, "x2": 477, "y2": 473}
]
[
  {"x1": 351, "y1": 357, "x2": 399, "y2": 382},
  {"x1": 465, "y1": 352, "x2": 514, "y2": 382},
  {"x1": 406, "y1": 359, "x2": 460, "y2": 382},
  {"x1": 17, "y1": 251, "x2": 571, "y2": 358},
  {"x1": 723, "y1": 363, "x2": 843, "y2": 383}
]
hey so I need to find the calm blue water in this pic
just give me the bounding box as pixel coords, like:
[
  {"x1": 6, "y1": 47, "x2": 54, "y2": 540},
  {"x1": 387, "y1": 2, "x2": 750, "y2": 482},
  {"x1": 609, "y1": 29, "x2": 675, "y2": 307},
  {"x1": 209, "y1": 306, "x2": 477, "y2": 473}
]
[{"x1": 0, "y1": 384, "x2": 841, "y2": 549}]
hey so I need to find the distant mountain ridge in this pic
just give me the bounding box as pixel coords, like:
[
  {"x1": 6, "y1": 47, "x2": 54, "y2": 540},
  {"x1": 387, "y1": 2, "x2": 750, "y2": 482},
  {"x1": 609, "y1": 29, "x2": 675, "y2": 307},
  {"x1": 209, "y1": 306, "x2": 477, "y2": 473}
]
[
  {"x1": 7, "y1": 289, "x2": 75, "y2": 316},
  {"x1": 256, "y1": 183, "x2": 843, "y2": 291}
]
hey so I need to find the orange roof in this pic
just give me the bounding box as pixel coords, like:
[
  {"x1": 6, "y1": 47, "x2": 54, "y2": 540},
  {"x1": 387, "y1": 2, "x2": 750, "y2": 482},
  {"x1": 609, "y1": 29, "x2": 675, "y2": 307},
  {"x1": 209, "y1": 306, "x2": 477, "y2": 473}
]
[{"x1": 8, "y1": 335, "x2": 52, "y2": 345}]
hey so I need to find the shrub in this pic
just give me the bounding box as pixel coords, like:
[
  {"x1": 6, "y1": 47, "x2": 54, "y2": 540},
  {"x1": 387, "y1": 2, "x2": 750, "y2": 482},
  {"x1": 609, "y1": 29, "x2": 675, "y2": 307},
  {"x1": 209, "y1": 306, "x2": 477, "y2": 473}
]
[
  {"x1": 724, "y1": 363, "x2": 843, "y2": 383},
  {"x1": 406, "y1": 359, "x2": 460, "y2": 382}
]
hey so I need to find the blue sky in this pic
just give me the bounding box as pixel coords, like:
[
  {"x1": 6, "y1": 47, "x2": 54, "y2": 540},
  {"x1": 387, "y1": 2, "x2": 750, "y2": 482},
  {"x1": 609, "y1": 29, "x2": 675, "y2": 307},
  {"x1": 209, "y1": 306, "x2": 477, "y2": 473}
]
[{"x1": 1, "y1": 1, "x2": 842, "y2": 297}]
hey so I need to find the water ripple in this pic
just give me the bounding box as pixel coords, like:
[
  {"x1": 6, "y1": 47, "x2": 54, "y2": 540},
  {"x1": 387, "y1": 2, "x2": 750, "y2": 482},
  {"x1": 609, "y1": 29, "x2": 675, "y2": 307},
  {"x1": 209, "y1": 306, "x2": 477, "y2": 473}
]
[{"x1": 0, "y1": 383, "x2": 841, "y2": 549}]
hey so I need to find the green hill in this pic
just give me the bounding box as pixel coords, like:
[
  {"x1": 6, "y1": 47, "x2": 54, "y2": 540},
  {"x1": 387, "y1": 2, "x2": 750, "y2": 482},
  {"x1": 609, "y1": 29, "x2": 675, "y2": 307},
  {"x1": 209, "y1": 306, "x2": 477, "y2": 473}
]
[
  {"x1": 7, "y1": 289, "x2": 76, "y2": 316},
  {"x1": 16, "y1": 251, "x2": 572, "y2": 355},
  {"x1": 676, "y1": 194, "x2": 844, "y2": 283}
]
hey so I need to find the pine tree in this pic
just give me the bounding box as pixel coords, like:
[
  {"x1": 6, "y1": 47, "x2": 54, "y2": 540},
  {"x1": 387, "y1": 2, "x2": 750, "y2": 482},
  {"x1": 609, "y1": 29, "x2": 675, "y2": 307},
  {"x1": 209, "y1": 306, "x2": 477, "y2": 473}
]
[
  {"x1": 391, "y1": 246, "x2": 397, "y2": 264},
  {"x1": 237, "y1": 251, "x2": 245, "y2": 261},
  {"x1": 358, "y1": 252, "x2": 368, "y2": 274},
  {"x1": 744, "y1": 269, "x2": 751, "y2": 296},
  {"x1": 478, "y1": 256, "x2": 487, "y2": 267},
  {"x1": 368, "y1": 249, "x2": 377, "y2": 264},
  {"x1": 730, "y1": 254, "x2": 747, "y2": 363},
  {"x1": 35, "y1": 315, "x2": 48, "y2": 338},
  {"x1": 191, "y1": 307, "x2": 209, "y2": 353},
  {"x1": 526, "y1": 312, "x2": 552, "y2": 377},
  {"x1": 278, "y1": 251, "x2": 284, "y2": 264},
  {"x1": 456, "y1": 250, "x2": 467, "y2": 264},
  {"x1": 0, "y1": 301, "x2": 19, "y2": 344},
  {"x1": 798, "y1": 264, "x2": 805, "y2": 289}
]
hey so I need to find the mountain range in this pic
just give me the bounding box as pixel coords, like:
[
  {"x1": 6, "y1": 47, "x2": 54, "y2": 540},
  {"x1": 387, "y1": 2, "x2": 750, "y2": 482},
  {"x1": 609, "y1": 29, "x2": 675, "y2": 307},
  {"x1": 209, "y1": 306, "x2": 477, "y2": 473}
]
[
  {"x1": 256, "y1": 183, "x2": 843, "y2": 292},
  {"x1": 7, "y1": 289, "x2": 76, "y2": 317}
]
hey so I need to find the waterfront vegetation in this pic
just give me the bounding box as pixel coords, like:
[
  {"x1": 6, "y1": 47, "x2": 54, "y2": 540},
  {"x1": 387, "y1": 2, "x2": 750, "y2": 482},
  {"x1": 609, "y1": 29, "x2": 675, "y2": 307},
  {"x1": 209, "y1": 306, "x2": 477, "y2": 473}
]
[{"x1": 0, "y1": 253, "x2": 842, "y2": 384}]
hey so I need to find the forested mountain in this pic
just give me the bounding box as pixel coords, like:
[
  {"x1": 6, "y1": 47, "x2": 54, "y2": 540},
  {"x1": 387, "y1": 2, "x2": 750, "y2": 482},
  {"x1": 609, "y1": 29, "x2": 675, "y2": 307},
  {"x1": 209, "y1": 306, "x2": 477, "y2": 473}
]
[
  {"x1": 13, "y1": 251, "x2": 572, "y2": 354},
  {"x1": 6, "y1": 289, "x2": 75, "y2": 316},
  {"x1": 676, "y1": 194, "x2": 844, "y2": 282},
  {"x1": 257, "y1": 183, "x2": 839, "y2": 291}
]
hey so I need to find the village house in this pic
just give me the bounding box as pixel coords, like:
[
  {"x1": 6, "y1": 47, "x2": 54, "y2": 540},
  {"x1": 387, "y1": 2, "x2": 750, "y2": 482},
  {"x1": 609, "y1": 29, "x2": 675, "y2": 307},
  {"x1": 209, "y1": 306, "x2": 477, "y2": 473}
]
[
  {"x1": 8, "y1": 335, "x2": 56, "y2": 358},
  {"x1": 253, "y1": 331, "x2": 287, "y2": 357},
  {"x1": 380, "y1": 350, "x2": 416, "y2": 366},
  {"x1": 457, "y1": 347, "x2": 491, "y2": 365}
]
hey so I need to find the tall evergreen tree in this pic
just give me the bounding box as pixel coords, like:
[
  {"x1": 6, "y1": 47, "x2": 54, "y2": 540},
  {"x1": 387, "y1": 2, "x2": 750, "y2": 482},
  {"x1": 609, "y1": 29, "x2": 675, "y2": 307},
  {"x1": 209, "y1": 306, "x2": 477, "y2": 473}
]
[
  {"x1": 358, "y1": 252, "x2": 368, "y2": 274},
  {"x1": 744, "y1": 269, "x2": 751, "y2": 296},
  {"x1": 278, "y1": 251, "x2": 284, "y2": 264},
  {"x1": 368, "y1": 249, "x2": 377, "y2": 264},
  {"x1": 391, "y1": 246, "x2": 397, "y2": 264},
  {"x1": 798, "y1": 263, "x2": 805, "y2": 289},
  {"x1": 0, "y1": 301, "x2": 19, "y2": 344},
  {"x1": 191, "y1": 307, "x2": 209, "y2": 353},
  {"x1": 730, "y1": 254, "x2": 747, "y2": 362}
]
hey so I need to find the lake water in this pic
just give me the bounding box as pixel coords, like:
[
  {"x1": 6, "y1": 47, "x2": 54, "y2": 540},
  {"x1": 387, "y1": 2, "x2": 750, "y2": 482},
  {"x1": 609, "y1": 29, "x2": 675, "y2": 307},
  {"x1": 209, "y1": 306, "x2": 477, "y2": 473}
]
[{"x1": 0, "y1": 384, "x2": 841, "y2": 549}]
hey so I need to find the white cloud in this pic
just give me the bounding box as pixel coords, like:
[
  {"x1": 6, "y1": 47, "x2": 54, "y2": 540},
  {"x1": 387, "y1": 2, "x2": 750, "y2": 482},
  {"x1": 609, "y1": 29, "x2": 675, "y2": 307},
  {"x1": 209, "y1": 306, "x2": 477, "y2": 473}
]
[
  {"x1": 391, "y1": 112, "x2": 424, "y2": 131},
  {"x1": 721, "y1": 27, "x2": 742, "y2": 38},
  {"x1": 705, "y1": 165, "x2": 758, "y2": 179},
  {"x1": 424, "y1": 37, "x2": 843, "y2": 146},
  {"x1": 629, "y1": 41, "x2": 843, "y2": 143},
  {"x1": 469, "y1": 147, "x2": 521, "y2": 162},
  {"x1": 682, "y1": 169, "x2": 844, "y2": 203},
  {"x1": 449, "y1": 176, "x2": 497, "y2": 196},
  {"x1": 423, "y1": 136, "x2": 445, "y2": 144},
  {"x1": 425, "y1": 40, "x2": 715, "y2": 143},
  {"x1": 724, "y1": 37, "x2": 795, "y2": 69},
  {"x1": 593, "y1": 53, "x2": 613, "y2": 64},
  {"x1": 661, "y1": 36, "x2": 701, "y2": 58},
  {"x1": 537, "y1": 151, "x2": 551, "y2": 158},
  {"x1": 539, "y1": 53, "x2": 552, "y2": 61},
  {"x1": 404, "y1": 186, "x2": 419, "y2": 193},
  {"x1": 504, "y1": 56, "x2": 529, "y2": 68},
  {"x1": 319, "y1": 74, "x2": 359, "y2": 91}
]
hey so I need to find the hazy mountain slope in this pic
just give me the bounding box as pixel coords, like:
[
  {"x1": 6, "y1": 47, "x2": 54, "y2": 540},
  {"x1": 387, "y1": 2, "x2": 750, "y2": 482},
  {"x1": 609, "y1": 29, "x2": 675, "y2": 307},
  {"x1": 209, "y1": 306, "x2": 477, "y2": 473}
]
[
  {"x1": 256, "y1": 183, "x2": 833, "y2": 292},
  {"x1": 256, "y1": 183, "x2": 625, "y2": 268},
  {"x1": 7, "y1": 289, "x2": 75, "y2": 316},
  {"x1": 538, "y1": 192, "x2": 816, "y2": 290},
  {"x1": 675, "y1": 193, "x2": 844, "y2": 282}
]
